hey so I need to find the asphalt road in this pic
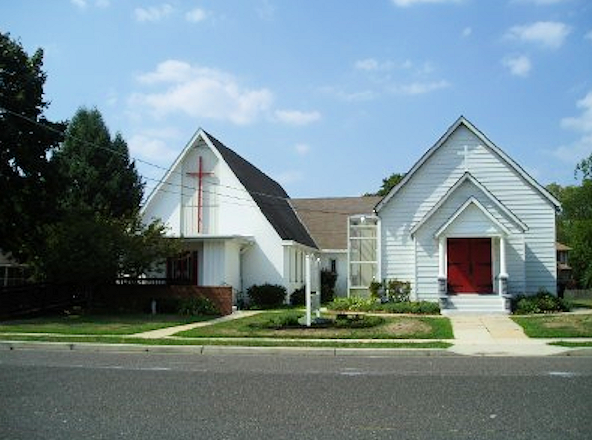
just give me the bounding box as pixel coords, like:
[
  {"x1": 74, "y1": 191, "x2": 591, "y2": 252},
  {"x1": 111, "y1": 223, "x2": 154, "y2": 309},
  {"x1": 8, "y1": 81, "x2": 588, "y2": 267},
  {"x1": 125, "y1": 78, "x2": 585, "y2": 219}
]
[{"x1": 1, "y1": 350, "x2": 591, "y2": 440}]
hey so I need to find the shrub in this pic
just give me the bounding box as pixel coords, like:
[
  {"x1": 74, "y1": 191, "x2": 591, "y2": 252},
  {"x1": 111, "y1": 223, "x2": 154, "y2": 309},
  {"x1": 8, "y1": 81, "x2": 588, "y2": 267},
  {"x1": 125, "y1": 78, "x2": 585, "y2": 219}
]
[
  {"x1": 368, "y1": 278, "x2": 411, "y2": 302},
  {"x1": 320, "y1": 269, "x2": 337, "y2": 304},
  {"x1": 328, "y1": 297, "x2": 440, "y2": 314},
  {"x1": 247, "y1": 283, "x2": 287, "y2": 309},
  {"x1": 328, "y1": 297, "x2": 378, "y2": 312},
  {"x1": 379, "y1": 301, "x2": 440, "y2": 315},
  {"x1": 250, "y1": 313, "x2": 301, "y2": 329},
  {"x1": 290, "y1": 286, "x2": 305, "y2": 306},
  {"x1": 334, "y1": 314, "x2": 385, "y2": 328},
  {"x1": 512, "y1": 291, "x2": 571, "y2": 314},
  {"x1": 369, "y1": 281, "x2": 382, "y2": 299},
  {"x1": 177, "y1": 296, "x2": 220, "y2": 316},
  {"x1": 155, "y1": 297, "x2": 181, "y2": 314},
  {"x1": 385, "y1": 279, "x2": 411, "y2": 303}
]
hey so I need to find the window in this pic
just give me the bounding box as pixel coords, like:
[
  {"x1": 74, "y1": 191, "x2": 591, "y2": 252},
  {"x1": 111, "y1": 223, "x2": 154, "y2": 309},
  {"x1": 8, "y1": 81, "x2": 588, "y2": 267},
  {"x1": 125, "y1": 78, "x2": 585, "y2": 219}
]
[
  {"x1": 330, "y1": 259, "x2": 337, "y2": 273},
  {"x1": 348, "y1": 216, "x2": 378, "y2": 289}
]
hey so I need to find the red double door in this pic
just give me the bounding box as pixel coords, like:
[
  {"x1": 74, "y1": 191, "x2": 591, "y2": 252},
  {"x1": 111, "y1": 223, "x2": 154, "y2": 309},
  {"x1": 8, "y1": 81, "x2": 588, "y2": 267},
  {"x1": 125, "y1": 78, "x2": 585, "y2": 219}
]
[{"x1": 447, "y1": 238, "x2": 493, "y2": 294}]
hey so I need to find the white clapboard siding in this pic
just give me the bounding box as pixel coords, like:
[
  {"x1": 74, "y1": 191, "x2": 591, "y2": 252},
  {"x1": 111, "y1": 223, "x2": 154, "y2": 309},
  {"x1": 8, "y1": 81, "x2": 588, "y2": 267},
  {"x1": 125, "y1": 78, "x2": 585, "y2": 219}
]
[{"x1": 379, "y1": 119, "x2": 558, "y2": 298}]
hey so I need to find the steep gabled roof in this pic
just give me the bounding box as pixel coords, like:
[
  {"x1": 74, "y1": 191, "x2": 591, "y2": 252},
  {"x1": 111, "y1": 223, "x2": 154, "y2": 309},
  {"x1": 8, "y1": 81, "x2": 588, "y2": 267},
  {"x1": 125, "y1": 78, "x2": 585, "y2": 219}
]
[
  {"x1": 291, "y1": 197, "x2": 381, "y2": 250},
  {"x1": 141, "y1": 129, "x2": 316, "y2": 248},
  {"x1": 434, "y1": 196, "x2": 512, "y2": 238},
  {"x1": 410, "y1": 172, "x2": 528, "y2": 236},
  {"x1": 375, "y1": 116, "x2": 561, "y2": 212},
  {"x1": 201, "y1": 131, "x2": 317, "y2": 249}
]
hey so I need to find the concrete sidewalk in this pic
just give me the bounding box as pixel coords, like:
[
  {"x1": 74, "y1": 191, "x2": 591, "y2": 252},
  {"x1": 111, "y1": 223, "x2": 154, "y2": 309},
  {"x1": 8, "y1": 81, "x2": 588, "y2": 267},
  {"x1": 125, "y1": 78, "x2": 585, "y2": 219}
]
[
  {"x1": 447, "y1": 314, "x2": 574, "y2": 356},
  {"x1": 130, "y1": 310, "x2": 261, "y2": 339}
]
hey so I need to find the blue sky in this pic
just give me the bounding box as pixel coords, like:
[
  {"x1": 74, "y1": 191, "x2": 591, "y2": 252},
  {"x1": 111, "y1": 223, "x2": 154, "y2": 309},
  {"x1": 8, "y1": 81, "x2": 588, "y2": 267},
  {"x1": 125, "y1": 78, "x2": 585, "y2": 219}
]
[{"x1": 2, "y1": 0, "x2": 591, "y2": 198}]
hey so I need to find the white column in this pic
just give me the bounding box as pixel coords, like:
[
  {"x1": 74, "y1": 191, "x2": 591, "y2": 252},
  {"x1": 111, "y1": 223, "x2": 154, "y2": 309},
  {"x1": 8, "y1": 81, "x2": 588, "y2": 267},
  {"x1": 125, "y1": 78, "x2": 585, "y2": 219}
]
[
  {"x1": 499, "y1": 236, "x2": 508, "y2": 297},
  {"x1": 437, "y1": 237, "x2": 447, "y2": 303},
  {"x1": 499, "y1": 236, "x2": 508, "y2": 277},
  {"x1": 438, "y1": 237, "x2": 446, "y2": 278}
]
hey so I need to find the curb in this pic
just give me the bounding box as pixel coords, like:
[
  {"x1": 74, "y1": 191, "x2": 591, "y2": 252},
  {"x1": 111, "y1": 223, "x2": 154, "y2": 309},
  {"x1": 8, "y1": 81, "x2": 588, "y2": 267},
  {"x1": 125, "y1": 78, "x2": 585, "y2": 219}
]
[{"x1": 0, "y1": 340, "x2": 451, "y2": 357}]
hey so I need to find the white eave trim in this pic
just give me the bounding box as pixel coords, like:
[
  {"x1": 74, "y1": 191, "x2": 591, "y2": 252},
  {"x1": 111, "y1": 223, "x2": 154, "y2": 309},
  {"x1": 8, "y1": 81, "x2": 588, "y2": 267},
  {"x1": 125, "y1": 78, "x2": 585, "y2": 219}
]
[
  {"x1": 181, "y1": 235, "x2": 255, "y2": 245},
  {"x1": 375, "y1": 116, "x2": 561, "y2": 213},
  {"x1": 281, "y1": 240, "x2": 318, "y2": 253},
  {"x1": 140, "y1": 128, "x2": 207, "y2": 216},
  {"x1": 434, "y1": 197, "x2": 512, "y2": 238},
  {"x1": 410, "y1": 171, "x2": 528, "y2": 236}
]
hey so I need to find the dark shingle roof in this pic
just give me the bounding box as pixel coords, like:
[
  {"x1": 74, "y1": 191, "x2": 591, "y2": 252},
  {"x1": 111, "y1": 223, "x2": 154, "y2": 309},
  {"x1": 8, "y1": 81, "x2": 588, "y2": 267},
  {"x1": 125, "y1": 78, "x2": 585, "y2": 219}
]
[
  {"x1": 204, "y1": 131, "x2": 317, "y2": 249},
  {"x1": 291, "y1": 197, "x2": 381, "y2": 250}
]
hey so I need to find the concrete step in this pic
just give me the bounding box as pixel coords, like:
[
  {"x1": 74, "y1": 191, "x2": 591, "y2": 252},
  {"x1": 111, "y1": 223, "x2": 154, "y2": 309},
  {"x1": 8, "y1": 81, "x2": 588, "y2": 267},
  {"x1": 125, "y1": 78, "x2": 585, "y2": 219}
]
[{"x1": 443, "y1": 294, "x2": 508, "y2": 315}]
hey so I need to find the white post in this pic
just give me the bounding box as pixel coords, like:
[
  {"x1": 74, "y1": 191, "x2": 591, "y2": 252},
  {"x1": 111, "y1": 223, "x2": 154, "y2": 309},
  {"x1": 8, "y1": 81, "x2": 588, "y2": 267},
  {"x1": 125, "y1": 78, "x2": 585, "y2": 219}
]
[
  {"x1": 437, "y1": 236, "x2": 448, "y2": 308},
  {"x1": 438, "y1": 237, "x2": 446, "y2": 279},
  {"x1": 499, "y1": 236, "x2": 508, "y2": 297},
  {"x1": 305, "y1": 254, "x2": 311, "y2": 327}
]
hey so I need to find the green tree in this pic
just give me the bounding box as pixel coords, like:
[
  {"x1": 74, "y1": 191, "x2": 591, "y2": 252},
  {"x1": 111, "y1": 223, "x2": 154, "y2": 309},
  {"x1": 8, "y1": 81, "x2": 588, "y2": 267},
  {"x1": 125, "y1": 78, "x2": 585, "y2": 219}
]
[
  {"x1": 0, "y1": 32, "x2": 65, "y2": 260},
  {"x1": 364, "y1": 172, "x2": 405, "y2": 197},
  {"x1": 548, "y1": 153, "x2": 592, "y2": 288},
  {"x1": 52, "y1": 107, "x2": 143, "y2": 219},
  {"x1": 32, "y1": 106, "x2": 176, "y2": 285}
]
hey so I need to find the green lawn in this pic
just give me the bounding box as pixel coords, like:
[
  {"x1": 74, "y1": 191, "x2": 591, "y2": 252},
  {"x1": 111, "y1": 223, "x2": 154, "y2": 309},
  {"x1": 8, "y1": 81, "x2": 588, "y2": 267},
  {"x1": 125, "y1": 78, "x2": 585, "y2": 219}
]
[
  {"x1": 549, "y1": 341, "x2": 592, "y2": 348},
  {"x1": 571, "y1": 298, "x2": 592, "y2": 309},
  {"x1": 175, "y1": 311, "x2": 453, "y2": 340},
  {"x1": 512, "y1": 314, "x2": 592, "y2": 338},
  {"x1": 0, "y1": 314, "x2": 215, "y2": 335}
]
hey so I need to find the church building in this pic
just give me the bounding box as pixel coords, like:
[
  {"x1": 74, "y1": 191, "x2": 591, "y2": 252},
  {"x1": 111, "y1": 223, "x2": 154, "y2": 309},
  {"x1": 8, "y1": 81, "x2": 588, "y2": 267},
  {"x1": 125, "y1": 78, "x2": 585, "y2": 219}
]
[{"x1": 141, "y1": 117, "x2": 561, "y2": 313}]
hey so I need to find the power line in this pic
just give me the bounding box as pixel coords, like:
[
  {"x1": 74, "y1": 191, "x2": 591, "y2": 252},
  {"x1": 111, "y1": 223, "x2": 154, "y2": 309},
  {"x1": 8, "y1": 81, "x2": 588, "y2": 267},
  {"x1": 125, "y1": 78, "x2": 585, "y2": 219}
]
[{"x1": 1, "y1": 105, "x2": 377, "y2": 216}]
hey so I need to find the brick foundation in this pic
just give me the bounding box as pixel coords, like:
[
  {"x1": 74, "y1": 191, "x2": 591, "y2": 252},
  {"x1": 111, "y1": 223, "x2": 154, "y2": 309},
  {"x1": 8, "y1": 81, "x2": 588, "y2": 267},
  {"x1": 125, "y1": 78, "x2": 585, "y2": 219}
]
[{"x1": 94, "y1": 284, "x2": 233, "y2": 316}]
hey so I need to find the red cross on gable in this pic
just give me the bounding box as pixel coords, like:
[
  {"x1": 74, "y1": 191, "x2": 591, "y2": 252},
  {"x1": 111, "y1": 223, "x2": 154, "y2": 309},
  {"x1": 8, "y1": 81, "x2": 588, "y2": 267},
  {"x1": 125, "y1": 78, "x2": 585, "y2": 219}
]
[{"x1": 186, "y1": 155, "x2": 214, "y2": 233}]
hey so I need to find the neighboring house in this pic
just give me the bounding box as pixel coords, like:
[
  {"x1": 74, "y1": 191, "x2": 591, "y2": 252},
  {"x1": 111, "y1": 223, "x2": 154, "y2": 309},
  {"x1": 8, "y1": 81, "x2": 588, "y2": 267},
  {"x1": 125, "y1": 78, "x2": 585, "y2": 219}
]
[
  {"x1": 556, "y1": 242, "x2": 572, "y2": 293},
  {"x1": 0, "y1": 250, "x2": 29, "y2": 287},
  {"x1": 291, "y1": 197, "x2": 381, "y2": 297},
  {"x1": 141, "y1": 129, "x2": 317, "y2": 301},
  {"x1": 142, "y1": 116, "x2": 561, "y2": 313}
]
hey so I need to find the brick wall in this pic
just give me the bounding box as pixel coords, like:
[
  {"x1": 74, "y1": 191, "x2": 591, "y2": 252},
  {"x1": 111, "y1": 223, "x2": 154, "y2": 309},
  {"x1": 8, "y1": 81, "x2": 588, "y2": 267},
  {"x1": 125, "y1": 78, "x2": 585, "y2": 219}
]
[
  {"x1": 169, "y1": 285, "x2": 233, "y2": 316},
  {"x1": 94, "y1": 284, "x2": 233, "y2": 316}
]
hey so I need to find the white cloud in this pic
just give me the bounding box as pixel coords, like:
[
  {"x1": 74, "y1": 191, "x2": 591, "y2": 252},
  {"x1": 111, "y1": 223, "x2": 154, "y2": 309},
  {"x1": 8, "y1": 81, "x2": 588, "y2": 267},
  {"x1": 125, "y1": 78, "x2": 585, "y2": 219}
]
[
  {"x1": 462, "y1": 27, "x2": 472, "y2": 37},
  {"x1": 561, "y1": 91, "x2": 592, "y2": 132},
  {"x1": 505, "y1": 21, "x2": 571, "y2": 49},
  {"x1": 134, "y1": 4, "x2": 174, "y2": 22},
  {"x1": 274, "y1": 170, "x2": 303, "y2": 185},
  {"x1": 71, "y1": 0, "x2": 110, "y2": 8},
  {"x1": 185, "y1": 8, "x2": 207, "y2": 23},
  {"x1": 130, "y1": 60, "x2": 274, "y2": 125},
  {"x1": 295, "y1": 143, "x2": 310, "y2": 155},
  {"x1": 391, "y1": 0, "x2": 463, "y2": 6},
  {"x1": 256, "y1": 0, "x2": 276, "y2": 20},
  {"x1": 274, "y1": 110, "x2": 321, "y2": 125},
  {"x1": 354, "y1": 58, "x2": 398, "y2": 71},
  {"x1": 502, "y1": 55, "x2": 532, "y2": 77},
  {"x1": 106, "y1": 89, "x2": 118, "y2": 106},
  {"x1": 136, "y1": 59, "x2": 199, "y2": 84},
  {"x1": 552, "y1": 90, "x2": 592, "y2": 164},
  {"x1": 390, "y1": 80, "x2": 450, "y2": 95},
  {"x1": 320, "y1": 86, "x2": 377, "y2": 102},
  {"x1": 128, "y1": 128, "x2": 181, "y2": 164},
  {"x1": 355, "y1": 58, "x2": 379, "y2": 71}
]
